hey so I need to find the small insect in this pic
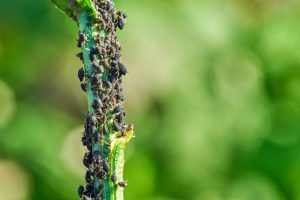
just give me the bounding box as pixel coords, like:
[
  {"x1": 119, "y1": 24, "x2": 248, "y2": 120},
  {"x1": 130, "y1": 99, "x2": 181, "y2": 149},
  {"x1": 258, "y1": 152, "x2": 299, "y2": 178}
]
[
  {"x1": 118, "y1": 63, "x2": 127, "y2": 76},
  {"x1": 92, "y1": 99, "x2": 103, "y2": 109},
  {"x1": 97, "y1": 64, "x2": 105, "y2": 74},
  {"x1": 102, "y1": 59, "x2": 109, "y2": 68},
  {"x1": 118, "y1": 181, "x2": 127, "y2": 188},
  {"x1": 82, "y1": 136, "x2": 89, "y2": 147},
  {"x1": 103, "y1": 159, "x2": 110, "y2": 172},
  {"x1": 78, "y1": 68, "x2": 85, "y2": 82},
  {"x1": 112, "y1": 121, "x2": 121, "y2": 132},
  {"x1": 90, "y1": 75, "x2": 99, "y2": 86},
  {"x1": 92, "y1": 61, "x2": 100, "y2": 69},
  {"x1": 76, "y1": 52, "x2": 84, "y2": 61},
  {"x1": 77, "y1": 32, "x2": 85, "y2": 48},
  {"x1": 93, "y1": 151, "x2": 102, "y2": 163},
  {"x1": 78, "y1": 185, "x2": 84, "y2": 198},
  {"x1": 117, "y1": 18, "x2": 125, "y2": 30},
  {"x1": 89, "y1": 51, "x2": 95, "y2": 61},
  {"x1": 94, "y1": 131, "x2": 101, "y2": 142},
  {"x1": 91, "y1": 115, "x2": 98, "y2": 126},
  {"x1": 103, "y1": 80, "x2": 112, "y2": 89},
  {"x1": 85, "y1": 170, "x2": 93, "y2": 182},
  {"x1": 111, "y1": 173, "x2": 117, "y2": 183},
  {"x1": 113, "y1": 105, "x2": 123, "y2": 114},
  {"x1": 81, "y1": 83, "x2": 87, "y2": 92},
  {"x1": 93, "y1": 46, "x2": 101, "y2": 54},
  {"x1": 96, "y1": 170, "x2": 106, "y2": 179},
  {"x1": 117, "y1": 11, "x2": 127, "y2": 19}
]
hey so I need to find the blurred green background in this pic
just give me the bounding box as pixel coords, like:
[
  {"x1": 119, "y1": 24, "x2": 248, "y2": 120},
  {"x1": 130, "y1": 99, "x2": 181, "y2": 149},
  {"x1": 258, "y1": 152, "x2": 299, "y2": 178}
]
[{"x1": 1, "y1": 0, "x2": 300, "y2": 199}]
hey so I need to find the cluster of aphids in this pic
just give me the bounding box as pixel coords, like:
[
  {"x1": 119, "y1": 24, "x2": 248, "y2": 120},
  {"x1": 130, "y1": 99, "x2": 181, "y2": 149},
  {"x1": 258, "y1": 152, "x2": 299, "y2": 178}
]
[{"x1": 75, "y1": 0, "x2": 131, "y2": 199}]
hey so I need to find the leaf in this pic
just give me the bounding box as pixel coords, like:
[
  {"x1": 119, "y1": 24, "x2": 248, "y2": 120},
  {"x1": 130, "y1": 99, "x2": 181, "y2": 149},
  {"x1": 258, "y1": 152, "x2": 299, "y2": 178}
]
[{"x1": 50, "y1": 0, "x2": 97, "y2": 19}]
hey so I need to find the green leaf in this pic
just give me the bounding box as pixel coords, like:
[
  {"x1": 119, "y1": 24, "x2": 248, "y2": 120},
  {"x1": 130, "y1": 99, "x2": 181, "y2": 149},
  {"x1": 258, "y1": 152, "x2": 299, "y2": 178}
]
[{"x1": 50, "y1": 0, "x2": 97, "y2": 19}]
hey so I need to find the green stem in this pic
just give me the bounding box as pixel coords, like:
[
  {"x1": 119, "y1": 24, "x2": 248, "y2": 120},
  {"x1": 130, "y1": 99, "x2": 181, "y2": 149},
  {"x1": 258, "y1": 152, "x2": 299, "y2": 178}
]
[{"x1": 50, "y1": 0, "x2": 133, "y2": 199}]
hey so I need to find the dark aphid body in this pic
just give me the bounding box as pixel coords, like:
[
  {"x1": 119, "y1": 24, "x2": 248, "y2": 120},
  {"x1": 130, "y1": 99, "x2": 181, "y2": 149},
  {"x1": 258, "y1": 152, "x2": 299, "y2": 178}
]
[
  {"x1": 90, "y1": 75, "x2": 99, "y2": 86},
  {"x1": 78, "y1": 185, "x2": 84, "y2": 198},
  {"x1": 96, "y1": 170, "x2": 106, "y2": 179},
  {"x1": 112, "y1": 121, "x2": 121, "y2": 132},
  {"x1": 81, "y1": 83, "x2": 87, "y2": 92},
  {"x1": 112, "y1": 105, "x2": 123, "y2": 114},
  {"x1": 76, "y1": 52, "x2": 84, "y2": 61},
  {"x1": 117, "y1": 19, "x2": 125, "y2": 30},
  {"x1": 78, "y1": 67, "x2": 85, "y2": 82},
  {"x1": 103, "y1": 159, "x2": 110, "y2": 172},
  {"x1": 118, "y1": 181, "x2": 127, "y2": 188},
  {"x1": 85, "y1": 171, "x2": 93, "y2": 182},
  {"x1": 118, "y1": 62, "x2": 127, "y2": 76},
  {"x1": 77, "y1": 32, "x2": 85, "y2": 47},
  {"x1": 111, "y1": 173, "x2": 117, "y2": 183}
]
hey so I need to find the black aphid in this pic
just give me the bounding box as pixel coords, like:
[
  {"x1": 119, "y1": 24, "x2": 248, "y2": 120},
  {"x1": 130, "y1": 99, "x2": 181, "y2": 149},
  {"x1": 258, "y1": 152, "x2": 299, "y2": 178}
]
[
  {"x1": 78, "y1": 185, "x2": 84, "y2": 198},
  {"x1": 113, "y1": 105, "x2": 123, "y2": 114},
  {"x1": 103, "y1": 159, "x2": 110, "y2": 172},
  {"x1": 118, "y1": 181, "x2": 127, "y2": 188},
  {"x1": 90, "y1": 75, "x2": 99, "y2": 86},
  {"x1": 118, "y1": 62, "x2": 127, "y2": 76},
  {"x1": 76, "y1": 52, "x2": 84, "y2": 61},
  {"x1": 81, "y1": 83, "x2": 87, "y2": 92},
  {"x1": 112, "y1": 121, "x2": 121, "y2": 131},
  {"x1": 78, "y1": 67, "x2": 85, "y2": 82},
  {"x1": 111, "y1": 173, "x2": 117, "y2": 183},
  {"x1": 77, "y1": 32, "x2": 85, "y2": 48}
]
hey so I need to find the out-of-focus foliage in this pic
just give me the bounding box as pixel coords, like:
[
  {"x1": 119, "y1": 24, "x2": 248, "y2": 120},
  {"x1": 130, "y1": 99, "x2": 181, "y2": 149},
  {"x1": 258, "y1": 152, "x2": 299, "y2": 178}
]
[{"x1": 0, "y1": 0, "x2": 300, "y2": 200}]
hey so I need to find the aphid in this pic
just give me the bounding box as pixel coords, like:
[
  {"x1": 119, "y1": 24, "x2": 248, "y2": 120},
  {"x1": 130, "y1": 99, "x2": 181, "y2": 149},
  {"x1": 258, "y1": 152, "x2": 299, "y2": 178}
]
[
  {"x1": 118, "y1": 181, "x2": 127, "y2": 188},
  {"x1": 111, "y1": 173, "x2": 117, "y2": 183},
  {"x1": 93, "y1": 46, "x2": 101, "y2": 54},
  {"x1": 83, "y1": 153, "x2": 91, "y2": 168},
  {"x1": 96, "y1": 170, "x2": 106, "y2": 179},
  {"x1": 102, "y1": 59, "x2": 109, "y2": 68},
  {"x1": 103, "y1": 80, "x2": 112, "y2": 89},
  {"x1": 112, "y1": 121, "x2": 121, "y2": 132},
  {"x1": 93, "y1": 151, "x2": 102, "y2": 163},
  {"x1": 82, "y1": 136, "x2": 89, "y2": 146},
  {"x1": 89, "y1": 51, "x2": 96, "y2": 61},
  {"x1": 117, "y1": 11, "x2": 127, "y2": 19},
  {"x1": 94, "y1": 131, "x2": 101, "y2": 142},
  {"x1": 117, "y1": 112, "x2": 125, "y2": 123},
  {"x1": 78, "y1": 185, "x2": 84, "y2": 198},
  {"x1": 95, "y1": 108, "x2": 103, "y2": 116},
  {"x1": 85, "y1": 170, "x2": 93, "y2": 182},
  {"x1": 90, "y1": 75, "x2": 99, "y2": 86},
  {"x1": 77, "y1": 32, "x2": 85, "y2": 48},
  {"x1": 103, "y1": 159, "x2": 110, "y2": 172},
  {"x1": 117, "y1": 18, "x2": 125, "y2": 30},
  {"x1": 91, "y1": 115, "x2": 98, "y2": 126},
  {"x1": 92, "y1": 61, "x2": 100, "y2": 69},
  {"x1": 118, "y1": 63, "x2": 127, "y2": 76},
  {"x1": 76, "y1": 52, "x2": 84, "y2": 61},
  {"x1": 115, "y1": 53, "x2": 122, "y2": 60},
  {"x1": 81, "y1": 83, "x2": 87, "y2": 92},
  {"x1": 78, "y1": 68, "x2": 85, "y2": 82},
  {"x1": 97, "y1": 64, "x2": 104, "y2": 74},
  {"x1": 113, "y1": 105, "x2": 123, "y2": 114},
  {"x1": 92, "y1": 99, "x2": 103, "y2": 109}
]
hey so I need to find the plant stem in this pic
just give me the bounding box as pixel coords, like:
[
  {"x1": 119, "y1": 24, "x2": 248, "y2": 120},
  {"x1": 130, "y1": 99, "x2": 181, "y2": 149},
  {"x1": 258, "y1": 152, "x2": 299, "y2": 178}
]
[{"x1": 50, "y1": 0, "x2": 133, "y2": 199}]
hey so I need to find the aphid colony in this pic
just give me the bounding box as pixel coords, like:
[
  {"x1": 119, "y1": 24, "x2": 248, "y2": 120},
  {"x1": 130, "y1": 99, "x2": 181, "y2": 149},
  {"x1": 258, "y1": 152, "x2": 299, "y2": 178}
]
[{"x1": 74, "y1": 0, "x2": 131, "y2": 199}]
